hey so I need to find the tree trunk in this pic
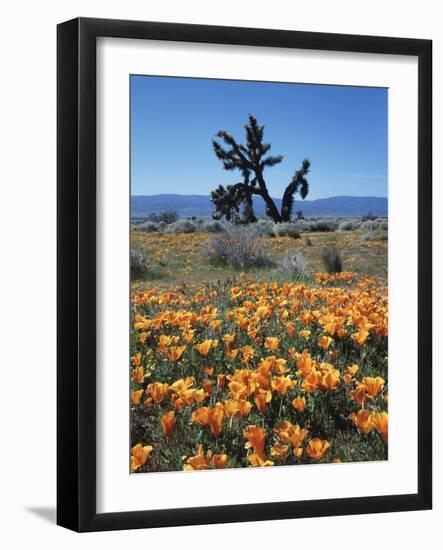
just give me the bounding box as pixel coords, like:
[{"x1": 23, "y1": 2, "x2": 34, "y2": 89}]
[{"x1": 256, "y1": 174, "x2": 282, "y2": 222}]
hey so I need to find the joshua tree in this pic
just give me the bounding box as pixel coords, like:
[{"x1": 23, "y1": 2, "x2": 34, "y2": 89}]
[{"x1": 211, "y1": 115, "x2": 310, "y2": 223}]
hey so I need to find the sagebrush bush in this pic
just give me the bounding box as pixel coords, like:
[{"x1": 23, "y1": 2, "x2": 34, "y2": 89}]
[
  {"x1": 308, "y1": 220, "x2": 339, "y2": 232},
  {"x1": 206, "y1": 226, "x2": 274, "y2": 269},
  {"x1": 361, "y1": 220, "x2": 379, "y2": 232},
  {"x1": 293, "y1": 219, "x2": 310, "y2": 232},
  {"x1": 362, "y1": 230, "x2": 388, "y2": 242},
  {"x1": 130, "y1": 249, "x2": 151, "y2": 279},
  {"x1": 255, "y1": 219, "x2": 275, "y2": 237},
  {"x1": 273, "y1": 223, "x2": 301, "y2": 239},
  {"x1": 339, "y1": 220, "x2": 361, "y2": 231},
  {"x1": 166, "y1": 220, "x2": 198, "y2": 233},
  {"x1": 361, "y1": 211, "x2": 377, "y2": 221},
  {"x1": 138, "y1": 221, "x2": 161, "y2": 232},
  {"x1": 276, "y1": 254, "x2": 307, "y2": 280},
  {"x1": 203, "y1": 220, "x2": 227, "y2": 233},
  {"x1": 147, "y1": 210, "x2": 178, "y2": 224},
  {"x1": 321, "y1": 246, "x2": 343, "y2": 273}
]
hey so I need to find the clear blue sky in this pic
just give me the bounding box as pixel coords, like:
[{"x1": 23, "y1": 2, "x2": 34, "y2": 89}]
[{"x1": 131, "y1": 75, "x2": 387, "y2": 200}]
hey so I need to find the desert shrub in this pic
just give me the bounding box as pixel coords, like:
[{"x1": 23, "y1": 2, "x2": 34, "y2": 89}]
[
  {"x1": 147, "y1": 210, "x2": 178, "y2": 224},
  {"x1": 361, "y1": 211, "x2": 377, "y2": 221},
  {"x1": 255, "y1": 219, "x2": 275, "y2": 237},
  {"x1": 130, "y1": 249, "x2": 150, "y2": 279},
  {"x1": 361, "y1": 220, "x2": 379, "y2": 232},
  {"x1": 206, "y1": 226, "x2": 274, "y2": 269},
  {"x1": 203, "y1": 220, "x2": 226, "y2": 233},
  {"x1": 165, "y1": 220, "x2": 198, "y2": 233},
  {"x1": 276, "y1": 253, "x2": 307, "y2": 280},
  {"x1": 379, "y1": 221, "x2": 388, "y2": 231},
  {"x1": 339, "y1": 220, "x2": 361, "y2": 231},
  {"x1": 138, "y1": 221, "x2": 161, "y2": 232},
  {"x1": 304, "y1": 236, "x2": 313, "y2": 247},
  {"x1": 273, "y1": 222, "x2": 301, "y2": 239},
  {"x1": 321, "y1": 246, "x2": 343, "y2": 273},
  {"x1": 294, "y1": 219, "x2": 310, "y2": 232},
  {"x1": 362, "y1": 230, "x2": 388, "y2": 242},
  {"x1": 308, "y1": 220, "x2": 339, "y2": 232}
]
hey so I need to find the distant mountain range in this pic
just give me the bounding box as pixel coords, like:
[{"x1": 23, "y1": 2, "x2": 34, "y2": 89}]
[{"x1": 131, "y1": 194, "x2": 387, "y2": 220}]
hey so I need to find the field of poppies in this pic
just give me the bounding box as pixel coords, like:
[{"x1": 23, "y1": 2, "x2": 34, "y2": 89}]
[{"x1": 130, "y1": 223, "x2": 388, "y2": 473}]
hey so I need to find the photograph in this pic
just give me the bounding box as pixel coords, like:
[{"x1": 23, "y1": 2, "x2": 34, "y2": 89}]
[{"x1": 129, "y1": 75, "x2": 389, "y2": 473}]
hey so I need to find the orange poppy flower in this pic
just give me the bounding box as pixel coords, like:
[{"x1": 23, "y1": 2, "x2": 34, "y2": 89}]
[
  {"x1": 320, "y1": 370, "x2": 340, "y2": 391},
  {"x1": 318, "y1": 335, "x2": 333, "y2": 350},
  {"x1": 238, "y1": 400, "x2": 252, "y2": 417},
  {"x1": 130, "y1": 389, "x2": 144, "y2": 405},
  {"x1": 350, "y1": 383, "x2": 366, "y2": 406},
  {"x1": 226, "y1": 347, "x2": 239, "y2": 359},
  {"x1": 264, "y1": 337, "x2": 280, "y2": 351},
  {"x1": 348, "y1": 409, "x2": 373, "y2": 435},
  {"x1": 161, "y1": 411, "x2": 175, "y2": 437},
  {"x1": 207, "y1": 403, "x2": 224, "y2": 436},
  {"x1": 270, "y1": 443, "x2": 289, "y2": 461},
  {"x1": 194, "y1": 339, "x2": 214, "y2": 356},
  {"x1": 165, "y1": 345, "x2": 186, "y2": 362},
  {"x1": 362, "y1": 376, "x2": 385, "y2": 399},
  {"x1": 291, "y1": 396, "x2": 306, "y2": 412},
  {"x1": 202, "y1": 380, "x2": 213, "y2": 395},
  {"x1": 131, "y1": 444, "x2": 153, "y2": 472},
  {"x1": 351, "y1": 329, "x2": 369, "y2": 346},
  {"x1": 244, "y1": 425, "x2": 266, "y2": 458},
  {"x1": 343, "y1": 364, "x2": 359, "y2": 384},
  {"x1": 147, "y1": 382, "x2": 169, "y2": 404},
  {"x1": 306, "y1": 438, "x2": 330, "y2": 460},
  {"x1": 271, "y1": 375, "x2": 296, "y2": 396},
  {"x1": 132, "y1": 366, "x2": 145, "y2": 384},
  {"x1": 254, "y1": 390, "x2": 272, "y2": 413},
  {"x1": 372, "y1": 411, "x2": 388, "y2": 442},
  {"x1": 247, "y1": 453, "x2": 274, "y2": 467},
  {"x1": 228, "y1": 380, "x2": 248, "y2": 400},
  {"x1": 288, "y1": 425, "x2": 309, "y2": 448}
]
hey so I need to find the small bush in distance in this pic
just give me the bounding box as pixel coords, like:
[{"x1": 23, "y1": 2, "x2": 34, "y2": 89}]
[
  {"x1": 166, "y1": 220, "x2": 198, "y2": 233},
  {"x1": 130, "y1": 249, "x2": 150, "y2": 279},
  {"x1": 147, "y1": 210, "x2": 178, "y2": 224},
  {"x1": 273, "y1": 223, "x2": 301, "y2": 239},
  {"x1": 203, "y1": 220, "x2": 226, "y2": 233},
  {"x1": 255, "y1": 219, "x2": 275, "y2": 237},
  {"x1": 206, "y1": 226, "x2": 274, "y2": 269},
  {"x1": 138, "y1": 221, "x2": 161, "y2": 232},
  {"x1": 321, "y1": 246, "x2": 343, "y2": 273},
  {"x1": 277, "y1": 254, "x2": 307, "y2": 280},
  {"x1": 361, "y1": 211, "x2": 377, "y2": 222},
  {"x1": 308, "y1": 220, "x2": 338, "y2": 232},
  {"x1": 339, "y1": 219, "x2": 361, "y2": 231}
]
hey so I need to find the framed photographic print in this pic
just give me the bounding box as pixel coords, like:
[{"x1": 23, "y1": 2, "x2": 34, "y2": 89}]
[{"x1": 57, "y1": 17, "x2": 432, "y2": 532}]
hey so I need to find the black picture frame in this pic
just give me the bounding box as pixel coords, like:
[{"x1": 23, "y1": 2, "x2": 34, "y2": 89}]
[{"x1": 57, "y1": 17, "x2": 432, "y2": 532}]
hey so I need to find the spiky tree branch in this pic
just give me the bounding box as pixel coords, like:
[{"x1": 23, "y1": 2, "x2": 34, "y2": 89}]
[
  {"x1": 211, "y1": 115, "x2": 310, "y2": 223},
  {"x1": 281, "y1": 159, "x2": 311, "y2": 222}
]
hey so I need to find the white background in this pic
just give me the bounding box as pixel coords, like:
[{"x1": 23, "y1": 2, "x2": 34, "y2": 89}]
[
  {"x1": 0, "y1": 0, "x2": 441, "y2": 547},
  {"x1": 97, "y1": 38, "x2": 418, "y2": 512}
]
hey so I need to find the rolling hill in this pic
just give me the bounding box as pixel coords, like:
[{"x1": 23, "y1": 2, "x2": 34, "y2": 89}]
[{"x1": 131, "y1": 194, "x2": 387, "y2": 220}]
